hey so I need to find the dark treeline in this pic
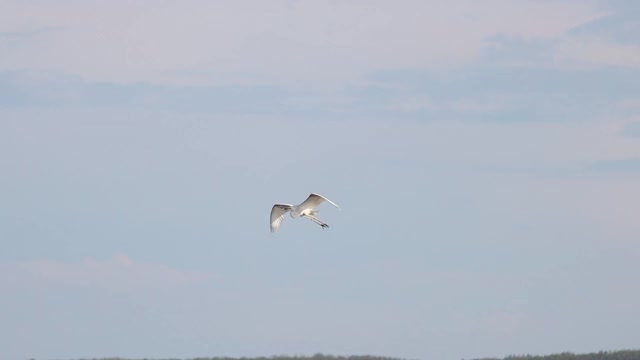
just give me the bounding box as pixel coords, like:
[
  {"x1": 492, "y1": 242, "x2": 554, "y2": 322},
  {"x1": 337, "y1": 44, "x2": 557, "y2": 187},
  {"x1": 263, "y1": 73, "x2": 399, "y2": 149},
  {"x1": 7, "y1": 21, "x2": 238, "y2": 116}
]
[
  {"x1": 48, "y1": 350, "x2": 640, "y2": 360},
  {"x1": 476, "y1": 350, "x2": 640, "y2": 360},
  {"x1": 54, "y1": 354, "x2": 403, "y2": 360}
]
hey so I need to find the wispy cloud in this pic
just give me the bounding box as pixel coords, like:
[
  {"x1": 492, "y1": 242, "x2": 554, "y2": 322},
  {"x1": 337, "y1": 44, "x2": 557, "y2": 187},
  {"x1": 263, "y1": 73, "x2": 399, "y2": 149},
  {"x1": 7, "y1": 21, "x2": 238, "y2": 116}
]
[
  {"x1": 361, "y1": 65, "x2": 640, "y2": 122},
  {"x1": 590, "y1": 157, "x2": 640, "y2": 173},
  {"x1": 622, "y1": 120, "x2": 640, "y2": 137},
  {"x1": 0, "y1": 70, "x2": 290, "y2": 113},
  {"x1": 0, "y1": 1, "x2": 602, "y2": 85},
  {"x1": 555, "y1": 38, "x2": 640, "y2": 68},
  {"x1": 0, "y1": 27, "x2": 59, "y2": 40},
  {"x1": 0, "y1": 255, "x2": 217, "y2": 290},
  {"x1": 570, "y1": 1, "x2": 640, "y2": 45}
]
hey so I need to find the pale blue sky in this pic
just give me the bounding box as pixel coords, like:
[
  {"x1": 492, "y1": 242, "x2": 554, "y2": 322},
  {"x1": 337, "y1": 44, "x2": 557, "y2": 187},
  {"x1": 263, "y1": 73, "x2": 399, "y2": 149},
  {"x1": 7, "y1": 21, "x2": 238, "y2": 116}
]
[{"x1": 1, "y1": 1, "x2": 640, "y2": 359}]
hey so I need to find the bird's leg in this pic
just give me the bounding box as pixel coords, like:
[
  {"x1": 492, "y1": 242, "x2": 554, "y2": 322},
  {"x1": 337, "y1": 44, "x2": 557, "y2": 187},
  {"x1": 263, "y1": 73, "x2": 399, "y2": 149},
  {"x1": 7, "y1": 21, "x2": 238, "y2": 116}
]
[{"x1": 303, "y1": 214, "x2": 329, "y2": 229}]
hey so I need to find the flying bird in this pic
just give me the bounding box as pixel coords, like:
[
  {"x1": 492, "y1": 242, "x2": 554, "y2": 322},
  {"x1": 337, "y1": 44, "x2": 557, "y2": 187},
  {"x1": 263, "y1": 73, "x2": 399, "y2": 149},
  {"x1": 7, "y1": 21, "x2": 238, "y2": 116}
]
[{"x1": 270, "y1": 193, "x2": 340, "y2": 232}]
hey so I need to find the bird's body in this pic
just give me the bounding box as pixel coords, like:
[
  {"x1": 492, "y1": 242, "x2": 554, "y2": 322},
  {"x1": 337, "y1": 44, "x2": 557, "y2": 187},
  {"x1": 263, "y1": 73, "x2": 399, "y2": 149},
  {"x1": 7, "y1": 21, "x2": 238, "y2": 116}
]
[{"x1": 270, "y1": 193, "x2": 340, "y2": 232}]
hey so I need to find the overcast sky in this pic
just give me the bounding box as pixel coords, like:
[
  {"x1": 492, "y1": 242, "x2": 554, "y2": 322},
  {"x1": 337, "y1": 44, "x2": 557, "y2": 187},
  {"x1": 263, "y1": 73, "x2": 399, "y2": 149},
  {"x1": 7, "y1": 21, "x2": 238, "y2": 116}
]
[{"x1": 1, "y1": 1, "x2": 640, "y2": 359}]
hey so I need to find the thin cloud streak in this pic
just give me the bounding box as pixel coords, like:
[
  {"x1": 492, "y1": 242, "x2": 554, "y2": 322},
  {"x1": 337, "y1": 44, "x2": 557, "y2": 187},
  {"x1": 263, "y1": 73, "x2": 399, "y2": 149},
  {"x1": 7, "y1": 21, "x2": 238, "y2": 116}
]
[{"x1": 0, "y1": 255, "x2": 218, "y2": 290}]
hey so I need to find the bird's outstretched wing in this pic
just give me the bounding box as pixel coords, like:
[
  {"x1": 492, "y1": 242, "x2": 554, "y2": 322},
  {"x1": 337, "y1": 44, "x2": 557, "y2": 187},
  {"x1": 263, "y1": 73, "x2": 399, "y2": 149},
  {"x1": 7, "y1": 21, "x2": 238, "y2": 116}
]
[
  {"x1": 299, "y1": 193, "x2": 340, "y2": 210},
  {"x1": 270, "y1": 204, "x2": 293, "y2": 232}
]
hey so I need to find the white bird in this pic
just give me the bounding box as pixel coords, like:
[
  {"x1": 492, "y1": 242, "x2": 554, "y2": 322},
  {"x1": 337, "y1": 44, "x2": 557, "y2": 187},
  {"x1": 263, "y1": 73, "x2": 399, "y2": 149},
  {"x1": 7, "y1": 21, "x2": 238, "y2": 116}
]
[{"x1": 270, "y1": 193, "x2": 340, "y2": 232}]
